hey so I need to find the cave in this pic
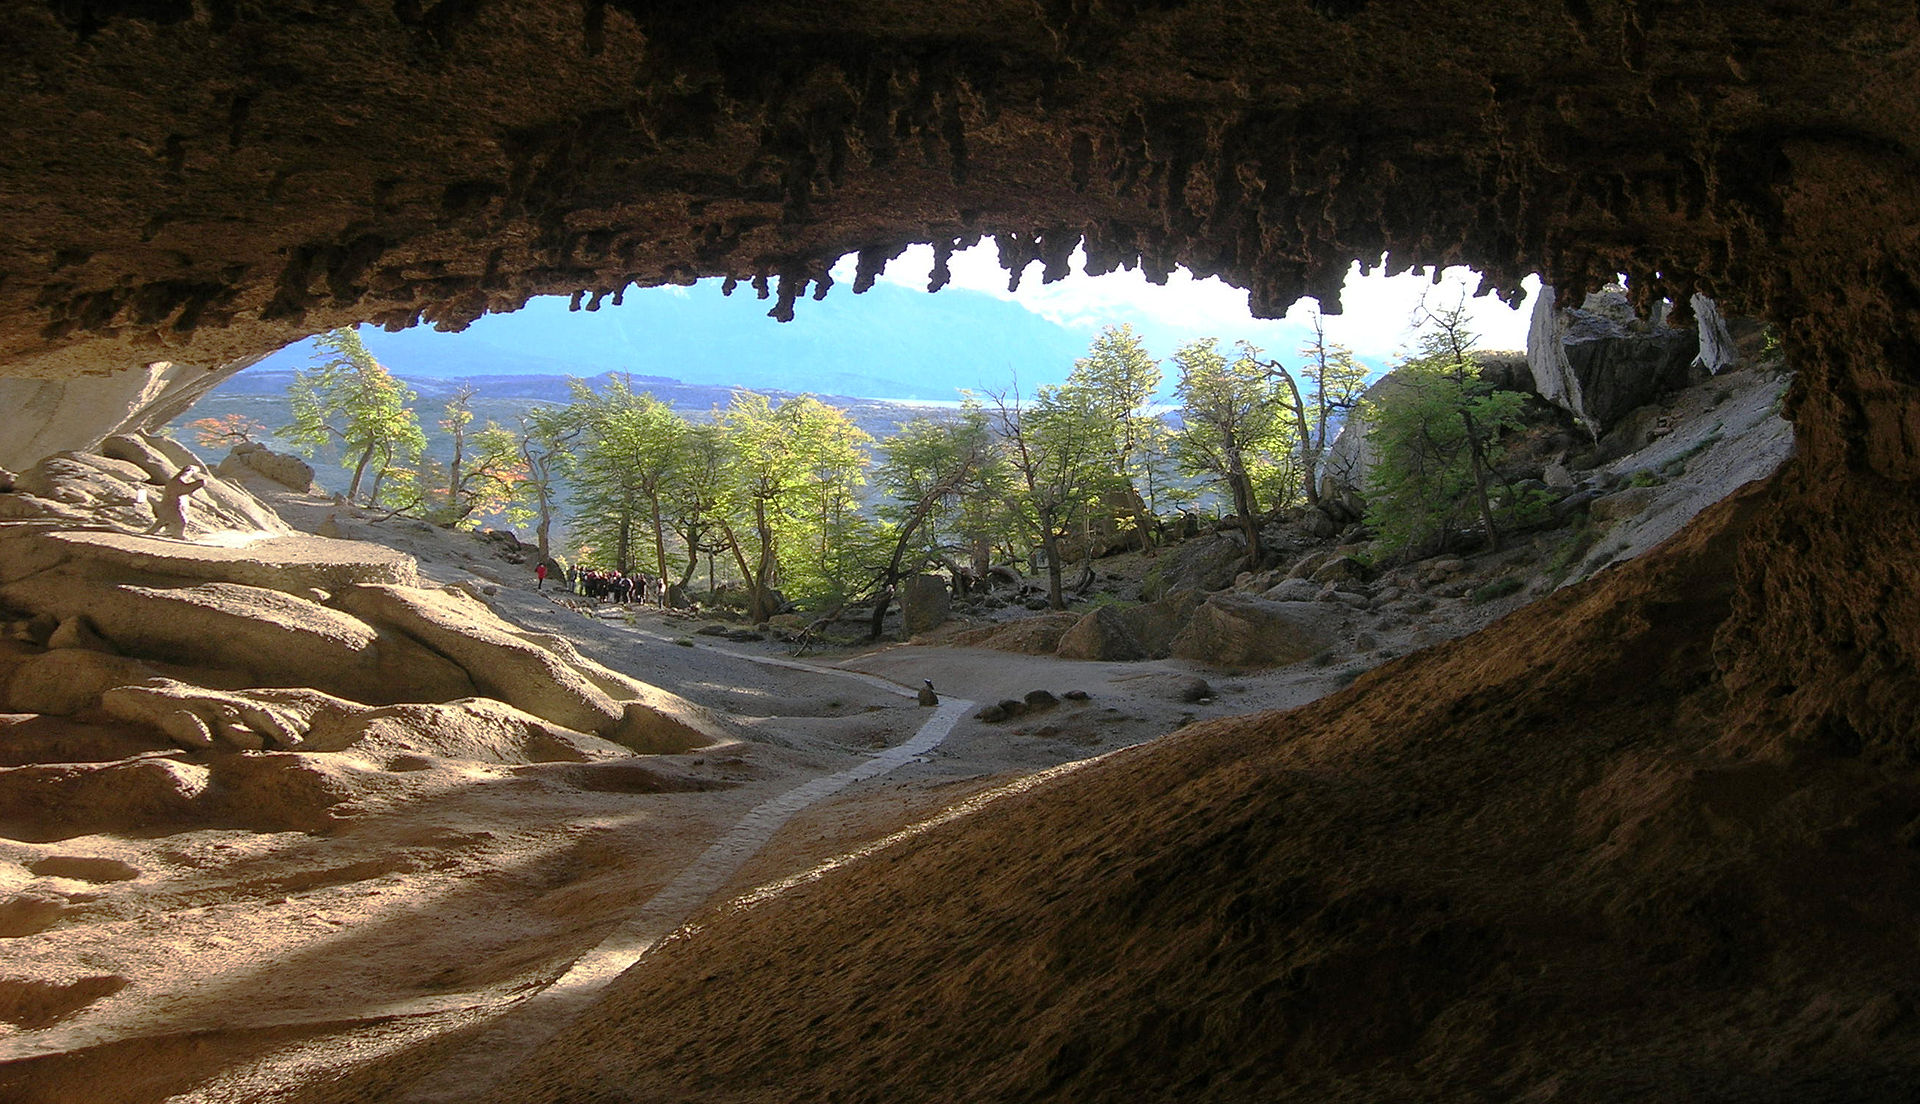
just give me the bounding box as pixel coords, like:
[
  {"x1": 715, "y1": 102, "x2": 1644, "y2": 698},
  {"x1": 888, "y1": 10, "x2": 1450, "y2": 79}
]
[{"x1": 4, "y1": 2, "x2": 1920, "y2": 1100}]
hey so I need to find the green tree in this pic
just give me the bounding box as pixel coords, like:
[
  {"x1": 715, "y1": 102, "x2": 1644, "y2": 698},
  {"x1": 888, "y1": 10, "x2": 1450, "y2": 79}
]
[
  {"x1": 282, "y1": 327, "x2": 425, "y2": 504},
  {"x1": 568, "y1": 377, "x2": 688, "y2": 576},
  {"x1": 1067, "y1": 324, "x2": 1164, "y2": 552},
  {"x1": 1249, "y1": 310, "x2": 1371, "y2": 505},
  {"x1": 516, "y1": 404, "x2": 581, "y2": 561},
  {"x1": 715, "y1": 393, "x2": 872, "y2": 620},
  {"x1": 868, "y1": 410, "x2": 994, "y2": 637},
  {"x1": 1361, "y1": 302, "x2": 1530, "y2": 557},
  {"x1": 430, "y1": 387, "x2": 528, "y2": 529},
  {"x1": 1171, "y1": 338, "x2": 1295, "y2": 567},
  {"x1": 663, "y1": 422, "x2": 730, "y2": 595},
  {"x1": 986, "y1": 382, "x2": 1109, "y2": 610}
]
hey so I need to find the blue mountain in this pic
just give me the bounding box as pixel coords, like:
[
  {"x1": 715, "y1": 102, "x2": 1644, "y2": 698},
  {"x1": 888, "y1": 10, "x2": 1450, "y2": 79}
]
[{"x1": 252, "y1": 280, "x2": 1099, "y2": 402}]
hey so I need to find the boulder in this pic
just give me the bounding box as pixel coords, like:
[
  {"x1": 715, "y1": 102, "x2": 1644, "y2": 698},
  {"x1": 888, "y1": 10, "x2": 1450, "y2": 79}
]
[
  {"x1": 0, "y1": 526, "x2": 417, "y2": 593},
  {"x1": 900, "y1": 573, "x2": 952, "y2": 635},
  {"x1": 1309, "y1": 555, "x2": 1367, "y2": 586},
  {"x1": 0, "y1": 756, "x2": 212, "y2": 843},
  {"x1": 1264, "y1": 578, "x2": 1320, "y2": 602},
  {"x1": 0, "y1": 713, "x2": 174, "y2": 766},
  {"x1": 101, "y1": 680, "x2": 360, "y2": 750},
  {"x1": 1589, "y1": 486, "x2": 1660, "y2": 525},
  {"x1": 331, "y1": 583, "x2": 625, "y2": 735},
  {"x1": 1055, "y1": 605, "x2": 1148, "y2": 661},
  {"x1": 5, "y1": 649, "x2": 162, "y2": 715},
  {"x1": 950, "y1": 612, "x2": 1082, "y2": 655},
  {"x1": 1141, "y1": 533, "x2": 1246, "y2": 600},
  {"x1": 217, "y1": 442, "x2": 315, "y2": 492},
  {"x1": 304, "y1": 698, "x2": 633, "y2": 765},
  {"x1": 0, "y1": 574, "x2": 475, "y2": 707},
  {"x1": 1525, "y1": 286, "x2": 1701, "y2": 436},
  {"x1": 1169, "y1": 594, "x2": 1340, "y2": 668}
]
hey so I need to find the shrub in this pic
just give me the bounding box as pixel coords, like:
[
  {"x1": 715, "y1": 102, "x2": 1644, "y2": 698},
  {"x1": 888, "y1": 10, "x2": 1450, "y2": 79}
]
[{"x1": 1470, "y1": 576, "x2": 1526, "y2": 604}]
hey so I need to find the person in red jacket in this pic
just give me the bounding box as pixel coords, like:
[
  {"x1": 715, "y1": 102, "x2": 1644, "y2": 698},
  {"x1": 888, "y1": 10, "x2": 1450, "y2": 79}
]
[{"x1": 535, "y1": 562, "x2": 548, "y2": 590}]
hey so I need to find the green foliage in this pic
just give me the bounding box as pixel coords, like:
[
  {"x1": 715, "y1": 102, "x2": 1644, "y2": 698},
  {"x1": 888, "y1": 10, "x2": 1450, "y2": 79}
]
[
  {"x1": 1171, "y1": 338, "x2": 1304, "y2": 564},
  {"x1": 281, "y1": 328, "x2": 425, "y2": 505},
  {"x1": 1544, "y1": 523, "x2": 1601, "y2": 586},
  {"x1": 1361, "y1": 304, "x2": 1529, "y2": 557},
  {"x1": 1628, "y1": 470, "x2": 1664, "y2": 488},
  {"x1": 986, "y1": 375, "x2": 1113, "y2": 609},
  {"x1": 567, "y1": 377, "x2": 689, "y2": 574},
  {"x1": 716, "y1": 392, "x2": 874, "y2": 613},
  {"x1": 1470, "y1": 576, "x2": 1526, "y2": 604}
]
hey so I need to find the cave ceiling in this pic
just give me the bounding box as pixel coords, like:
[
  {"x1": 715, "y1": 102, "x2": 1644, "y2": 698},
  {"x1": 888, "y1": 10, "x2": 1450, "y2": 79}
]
[{"x1": 5, "y1": 0, "x2": 1916, "y2": 400}]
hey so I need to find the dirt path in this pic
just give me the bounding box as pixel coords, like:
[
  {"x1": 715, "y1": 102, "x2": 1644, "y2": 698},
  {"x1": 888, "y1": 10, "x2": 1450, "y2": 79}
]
[{"x1": 397, "y1": 685, "x2": 974, "y2": 1103}]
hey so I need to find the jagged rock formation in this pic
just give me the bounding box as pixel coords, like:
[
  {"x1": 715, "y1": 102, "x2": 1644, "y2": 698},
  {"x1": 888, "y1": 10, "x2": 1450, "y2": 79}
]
[
  {"x1": 1526, "y1": 287, "x2": 1705, "y2": 436},
  {"x1": 7, "y1": 2, "x2": 1920, "y2": 1100}
]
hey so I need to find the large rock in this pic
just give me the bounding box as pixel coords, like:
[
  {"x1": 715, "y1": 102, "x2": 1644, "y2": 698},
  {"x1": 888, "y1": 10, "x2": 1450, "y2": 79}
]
[
  {"x1": 1054, "y1": 605, "x2": 1148, "y2": 661},
  {"x1": 331, "y1": 584, "x2": 625, "y2": 735},
  {"x1": 0, "y1": 360, "x2": 257, "y2": 474},
  {"x1": 0, "y1": 444, "x2": 293, "y2": 539},
  {"x1": 1141, "y1": 533, "x2": 1247, "y2": 600},
  {"x1": 1169, "y1": 594, "x2": 1340, "y2": 668},
  {"x1": 900, "y1": 574, "x2": 952, "y2": 635},
  {"x1": 216, "y1": 442, "x2": 315, "y2": 492},
  {"x1": 0, "y1": 526, "x2": 417, "y2": 592},
  {"x1": 5, "y1": 649, "x2": 163, "y2": 716},
  {"x1": 1526, "y1": 287, "x2": 1702, "y2": 436},
  {"x1": 951, "y1": 612, "x2": 1083, "y2": 656},
  {"x1": 0, "y1": 574, "x2": 475, "y2": 706},
  {"x1": 302, "y1": 697, "x2": 633, "y2": 764}
]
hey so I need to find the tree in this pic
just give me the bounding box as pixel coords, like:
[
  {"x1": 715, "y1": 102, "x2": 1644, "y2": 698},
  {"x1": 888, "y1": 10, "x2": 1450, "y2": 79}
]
[
  {"x1": 281, "y1": 327, "x2": 425, "y2": 504},
  {"x1": 662, "y1": 422, "x2": 729, "y2": 595},
  {"x1": 714, "y1": 393, "x2": 872, "y2": 621},
  {"x1": 986, "y1": 382, "x2": 1109, "y2": 610},
  {"x1": 185, "y1": 413, "x2": 266, "y2": 451},
  {"x1": 1249, "y1": 310, "x2": 1371, "y2": 505},
  {"x1": 567, "y1": 376, "x2": 687, "y2": 577},
  {"x1": 1067, "y1": 325, "x2": 1164, "y2": 552},
  {"x1": 516, "y1": 404, "x2": 581, "y2": 561},
  {"x1": 1361, "y1": 302, "x2": 1530, "y2": 557},
  {"x1": 1171, "y1": 338, "x2": 1294, "y2": 567},
  {"x1": 868, "y1": 410, "x2": 994, "y2": 637},
  {"x1": 431, "y1": 387, "x2": 528, "y2": 529}
]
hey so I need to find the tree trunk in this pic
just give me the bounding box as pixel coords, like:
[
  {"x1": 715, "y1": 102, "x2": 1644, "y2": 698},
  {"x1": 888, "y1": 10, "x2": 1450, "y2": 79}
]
[
  {"x1": 1225, "y1": 450, "x2": 1264, "y2": 567},
  {"x1": 1270, "y1": 361, "x2": 1318, "y2": 506},
  {"x1": 1460, "y1": 407, "x2": 1501, "y2": 552},
  {"x1": 1040, "y1": 507, "x2": 1066, "y2": 610},
  {"x1": 347, "y1": 441, "x2": 376, "y2": 503}
]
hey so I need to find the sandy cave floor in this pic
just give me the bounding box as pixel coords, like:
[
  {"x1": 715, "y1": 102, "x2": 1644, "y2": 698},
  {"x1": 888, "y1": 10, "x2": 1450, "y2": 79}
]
[
  {"x1": 0, "y1": 363, "x2": 1794, "y2": 1102},
  {"x1": 0, "y1": 564, "x2": 1358, "y2": 1104}
]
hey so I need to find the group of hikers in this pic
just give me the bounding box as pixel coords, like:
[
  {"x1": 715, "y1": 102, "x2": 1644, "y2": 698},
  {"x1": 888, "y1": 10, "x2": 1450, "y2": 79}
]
[{"x1": 562, "y1": 566, "x2": 663, "y2": 606}]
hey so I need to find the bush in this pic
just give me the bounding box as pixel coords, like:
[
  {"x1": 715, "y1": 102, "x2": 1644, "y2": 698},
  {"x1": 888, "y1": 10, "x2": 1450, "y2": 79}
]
[{"x1": 1470, "y1": 576, "x2": 1526, "y2": 604}]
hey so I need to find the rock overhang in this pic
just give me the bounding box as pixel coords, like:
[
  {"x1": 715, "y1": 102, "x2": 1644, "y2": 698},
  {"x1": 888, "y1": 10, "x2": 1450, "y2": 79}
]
[{"x1": 3, "y1": 3, "x2": 1909, "y2": 379}]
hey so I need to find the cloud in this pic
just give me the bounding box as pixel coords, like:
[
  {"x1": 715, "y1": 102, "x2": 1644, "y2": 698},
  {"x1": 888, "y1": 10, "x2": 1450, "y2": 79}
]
[{"x1": 832, "y1": 242, "x2": 1539, "y2": 364}]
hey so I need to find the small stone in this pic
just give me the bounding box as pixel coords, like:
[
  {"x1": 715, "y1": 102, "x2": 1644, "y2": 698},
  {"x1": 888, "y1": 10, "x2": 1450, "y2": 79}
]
[
  {"x1": 1023, "y1": 689, "x2": 1059, "y2": 710},
  {"x1": 1063, "y1": 689, "x2": 1091, "y2": 701},
  {"x1": 1177, "y1": 677, "x2": 1213, "y2": 703}
]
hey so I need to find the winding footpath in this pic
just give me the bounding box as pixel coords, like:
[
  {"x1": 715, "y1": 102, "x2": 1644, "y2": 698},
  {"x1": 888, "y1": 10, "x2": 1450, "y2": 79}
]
[{"x1": 400, "y1": 648, "x2": 974, "y2": 1103}]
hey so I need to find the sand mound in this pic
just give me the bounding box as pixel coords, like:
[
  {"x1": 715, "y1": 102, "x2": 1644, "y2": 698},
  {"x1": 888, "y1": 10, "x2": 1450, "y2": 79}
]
[{"x1": 493, "y1": 471, "x2": 1920, "y2": 1103}]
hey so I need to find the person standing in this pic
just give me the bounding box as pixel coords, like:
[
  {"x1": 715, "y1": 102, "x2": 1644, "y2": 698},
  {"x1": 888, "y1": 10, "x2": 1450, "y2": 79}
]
[{"x1": 535, "y1": 562, "x2": 548, "y2": 590}]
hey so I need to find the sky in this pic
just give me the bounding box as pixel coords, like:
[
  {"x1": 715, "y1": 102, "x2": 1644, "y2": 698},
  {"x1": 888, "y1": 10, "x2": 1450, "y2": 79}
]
[
  {"x1": 834, "y1": 242, "x2": 1541, "y2": 365},
  {"x1": 249, "y1": 241, "x2": 1543, "y2": 402}
]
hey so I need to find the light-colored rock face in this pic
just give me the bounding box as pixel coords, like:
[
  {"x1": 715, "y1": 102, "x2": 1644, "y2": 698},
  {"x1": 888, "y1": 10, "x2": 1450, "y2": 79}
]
[
  {"x1": 0, "y1": 360, "x2": 258, "y2": 472},
  {"x1": 1525, "y1": 288, "x2": 1729, "y2": 437}
]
